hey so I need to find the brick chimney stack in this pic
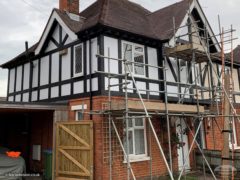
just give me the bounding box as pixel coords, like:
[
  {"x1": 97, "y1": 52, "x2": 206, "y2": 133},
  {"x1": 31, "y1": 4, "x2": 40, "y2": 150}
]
[{"x1": 59, "y1": 0, "x2": 79, "y2": 14}]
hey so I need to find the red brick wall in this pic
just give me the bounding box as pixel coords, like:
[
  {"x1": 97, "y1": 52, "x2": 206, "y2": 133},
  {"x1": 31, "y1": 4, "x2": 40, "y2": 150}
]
[{"x1": 69, "y1": 96, "x2": 180, "y2": 179}]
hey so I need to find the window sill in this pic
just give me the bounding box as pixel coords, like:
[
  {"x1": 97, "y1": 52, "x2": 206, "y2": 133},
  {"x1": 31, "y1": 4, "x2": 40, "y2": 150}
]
[{"x1": 123, "y1": 156, "x2": 150, "y2": 163}]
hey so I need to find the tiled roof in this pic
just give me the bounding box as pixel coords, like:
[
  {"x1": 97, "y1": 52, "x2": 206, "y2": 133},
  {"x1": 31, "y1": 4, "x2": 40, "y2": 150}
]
[{"x1": 1, "y1": 0, "x2": 194, "y2": 68}]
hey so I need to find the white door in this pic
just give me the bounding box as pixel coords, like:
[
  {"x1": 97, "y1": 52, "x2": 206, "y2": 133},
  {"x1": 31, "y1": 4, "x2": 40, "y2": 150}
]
[{"x1": 176, "y1": 118, "x2": 190, "y2": 171}]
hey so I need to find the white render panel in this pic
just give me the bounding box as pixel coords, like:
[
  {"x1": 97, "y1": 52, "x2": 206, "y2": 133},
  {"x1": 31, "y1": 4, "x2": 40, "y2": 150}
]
[
  {"x1": 74, "y1": 81, "x2": 84, "y2": 94},
  {"x1": 148, "y1": 47, "x2": 159, "y2": 80},
  {"x1": 62, "y1": 27, "x2": 67, "y2": 42},
  {"x1": 40, "y1": 56, "x2": 49, "y2": 86},
  {"x1": 149, "y1": 83, "x2": 159, "y2": 96},
  {"x1": 31, "y1": 91, "x2": 38, "y2": 101},
  {"x1": 16, "y1": 66, "x2": 22, "y2": 92},
  {"x1": 52, "y1": 24, "x2": 60, "y2": 44},
  {"x1": 40, "y1": 88, "x2": 49, "y2": 100},
  {"x1": 15, "y1": 94, "x2": 21, "y2": 102},
  {"x1": 51, "y1": 53, "x2": 59, "y2": 83},
  {"x1": 9, "y1": 68, "x2": 15, "y2": 93},
  {"x1": 65, "y1": 36, "x2": 73, "y2": 44},
  {"x1": 136, "y1": 81, "x2": 146, "y2": 94},
  {"x1": 45, "y1": 40, "x2": 57, "y2": 52},
  {"x1": 22, "y1": 93, "x2": 29, "y2": 102},
  {"x1": 51, "y1": 86, "x2": 59, "y2": 98},
  {"x1": 166, "y1": 58, "x2": 177, "y2": 82},
  {"x1": 61, "y1": 84, "x2": 71, "y2": 96},
  {"x1": 123, "y1": 80, "x2": 133, "y2": 93},
  {"x1": 61, "y1": 48, "x2": 71, "y2": 80},
  {"x1": 167, "y1": 85, "x2": 178, "y2": 97},
  {"x1": 92, "y1": 77, "x2": 98, "y2": 91},
  {"x1": 32, "y1": 60, "x2": 39, "y2": 88},
  {"x1": 8, "y1": 96, "x2": 14, "y2": 102},
  {"x1": 91, "y1": 38, "x2": 98, "y2": 73},
  {"x1": 105, "y1": 77, "x2": 119, "y2": 91},
  {"x1": 87, "y1": 79, "x2": 90, "y2": 92},
  {"x1": 181, "y1": 87, "x2": 190, "y2": 98},
  {"x1": 104, "y1": 36, "x2": 118, "y2": 73},
  {"x1": 23, "y1": 63, "x2": 30, "y2": 90},
  {"x1": 86, "y1": 40, "x2": 90, "y2": 75}
]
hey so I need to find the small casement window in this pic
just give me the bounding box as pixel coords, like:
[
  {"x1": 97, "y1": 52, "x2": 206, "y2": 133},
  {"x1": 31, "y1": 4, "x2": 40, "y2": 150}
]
[
  {"x1": 122, "y1": 42, "x2": 145, "y2": 76},
  {"x1": 123, "y1": 117, "x2": 148, "y2": 161},
  {"x1": 74, "y1": 45, "x2": 83, "y2": 77},
  {"x1": 75, "y1": 110, "x2": 83, "y2": 121}
]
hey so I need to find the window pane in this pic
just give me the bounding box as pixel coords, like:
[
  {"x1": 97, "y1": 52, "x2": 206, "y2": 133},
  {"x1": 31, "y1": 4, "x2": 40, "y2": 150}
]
[
  {"x1": 128, "y1": 119, "x2": 133, "y2": 128},
  {"x1": 134, "y1": 129, "x2": 145, "y2": 155},
  {"x1": 76, "y1": 111, "x2": 83, "y2": 121},
  {"x1": 123, "y1": 43, "x2": 133, "y2": 72},
  {"x1": 135, "y1": 118, "x2": 143, "y2": 126},
  {"x1": 134, "y1": 53, "x2": 144, "y2": 75},
  {"x1": 124, "y1": 131, "x2": 133, "y2": 154},
  {"x1": 75, "y1": 46, "x2": 83, "y2": 74}
]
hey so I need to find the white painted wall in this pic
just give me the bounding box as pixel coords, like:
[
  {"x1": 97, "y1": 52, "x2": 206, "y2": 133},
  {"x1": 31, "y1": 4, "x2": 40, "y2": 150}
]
[
  {"x1": 22, "y1": 93, "x2": 29, "y2": 102},
  {"x1": 45, "y1": 41, "x2": 57, "y2": 52},
  {"x1": 61, "y1": 83, "x2": 71, "y2": 96},
  {"x1": 74, "y1": 81, "x2": 84, "y2": 94},
  {"x1": 40, "y1": 56, "x2": 49, "y2": 86},
  {"x1": 104, "y1": 36, "x2": 118, "y2": 74},
  {"x1": 104, "y1": 77, "x2": 119, "y2": 91},
  {"x1": 8, "y1": 96, "x2": 14, "y2": 102},
  {"x1": 149, "y1": 83, "x2": 159, "y2": 96},
  {"x1": 86, "y1": 40, "x2": 90, "y2": 75},
  {"x1": 165, "y1": 58, "x2": 177, "y2": 82},
  {"x1": 148, "y1": 47, "x2": 159, "y2": 80},
  {"x1": 52, "y1": 24, "x2": 60, "y2": 44},
  {"x1": 23, "y1": 63, "x2": 30, "y2": 90},
  {"x1": 91, "y1": 38, "x2": 98, "y2": 74},
  {"x1": 61, "y1": 48, "x2": 71, "y2": 80},
  {"x1": 31, "y1": 91, "x2": 38, "y2": 101},
  {"x1": 15, "y1": 94, "x2": 21, "y2": 102},
  {"x1": 32, "y1": 60, "x2": 39, "y2": 88},
  {"x1": 51, "y1": 53, "x2": 59, "y2": 83},
  {"x1": 40, "y1": 88, "x2": 48, "y2": 100},
  {"x1": 51, "y1": 86, "x2": 59, "y2": 98},
  {"x1": 136, "y1": 81, "x2": 146, "y2": 94},
  {"x1": 9, "y1": 68, "x2": 15, "y2": 93},
  {"x1": 16, "y1": 66, "x2": 22, "y2": 92}
]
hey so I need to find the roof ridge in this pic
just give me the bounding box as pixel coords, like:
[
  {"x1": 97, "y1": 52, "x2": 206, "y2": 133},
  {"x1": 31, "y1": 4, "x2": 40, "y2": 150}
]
[{"x1": 147, "y1": 0, "x2": 191, "y2": 16}]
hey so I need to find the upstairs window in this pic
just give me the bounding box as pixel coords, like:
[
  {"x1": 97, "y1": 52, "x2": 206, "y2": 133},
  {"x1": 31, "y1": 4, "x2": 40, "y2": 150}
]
[
  {"x1": 122, "y1": 42, "x2": 145, "y2": 76},
  {"x1": 74, "y1": 44, "x2": 83, "y2": 77}
]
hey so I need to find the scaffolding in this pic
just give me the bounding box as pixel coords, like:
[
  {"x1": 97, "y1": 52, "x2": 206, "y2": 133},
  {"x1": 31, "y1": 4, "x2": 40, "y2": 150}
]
[{"x1": 90, "y1": 11, "x2": 240, "y2": 180}]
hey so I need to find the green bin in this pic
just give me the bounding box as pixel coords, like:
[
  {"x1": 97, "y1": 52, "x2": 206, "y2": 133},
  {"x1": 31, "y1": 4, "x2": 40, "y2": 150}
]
[{"x1": 43, "y1": 149, "x2": 52, "y2": 180}]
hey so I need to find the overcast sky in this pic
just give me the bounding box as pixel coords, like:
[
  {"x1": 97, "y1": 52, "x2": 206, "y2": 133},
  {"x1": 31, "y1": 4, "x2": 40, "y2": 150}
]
[{"x1": 0, "y1": 0, "x2": 239, "y2": 97}]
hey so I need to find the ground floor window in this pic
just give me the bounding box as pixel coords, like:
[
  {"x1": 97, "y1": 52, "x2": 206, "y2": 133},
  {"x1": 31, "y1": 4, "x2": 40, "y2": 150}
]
[{"x1": 123, "y1": 117, "x2": 148, "y2": 161}]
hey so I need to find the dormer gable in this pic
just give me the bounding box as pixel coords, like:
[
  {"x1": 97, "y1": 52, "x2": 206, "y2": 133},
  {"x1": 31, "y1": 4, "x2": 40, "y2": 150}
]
[{"x1": 35, "y1": 9, "x2": 80, "y2": 54}]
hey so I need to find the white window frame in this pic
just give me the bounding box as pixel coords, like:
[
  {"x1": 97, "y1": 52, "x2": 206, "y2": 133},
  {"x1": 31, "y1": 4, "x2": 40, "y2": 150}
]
[
  {"x1": 124, "y1": 117, "x2": 149, "y2": 162},
  {"x1": 74, "y1": 44, "x2": 84, "y2": 77},
  {"x1": 122, "y1": 41, "x2": 146, "y2": 77},
  {"x1": 75, "y1": 110, "x2": 83, "y2": 121},
  {"x1": 229, "y1": 120, "x2": 240, "y2": 149},
  {"x1": 71, "y1": 104, "x2": 87, "y2": 121}
]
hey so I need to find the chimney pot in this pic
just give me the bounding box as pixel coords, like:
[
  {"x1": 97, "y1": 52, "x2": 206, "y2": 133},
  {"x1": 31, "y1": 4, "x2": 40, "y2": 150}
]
[{"x1": 59, "y1": 0, "x2": 79, "y2": 14}]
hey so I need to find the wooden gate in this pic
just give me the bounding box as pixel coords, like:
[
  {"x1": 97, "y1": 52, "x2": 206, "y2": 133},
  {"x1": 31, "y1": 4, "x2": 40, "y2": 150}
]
[{"x1": 55, "y1": 121, "x2": 93, "y2": 180}]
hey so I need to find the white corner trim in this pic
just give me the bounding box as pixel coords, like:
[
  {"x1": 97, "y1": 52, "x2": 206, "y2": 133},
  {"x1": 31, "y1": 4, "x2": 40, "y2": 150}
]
[
  {"x1": 71, "y1": 104, "x2": 87, "y2": 111},
  {"x1": 35, "y1": 10, "x2": 78, "y2": 55}
]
